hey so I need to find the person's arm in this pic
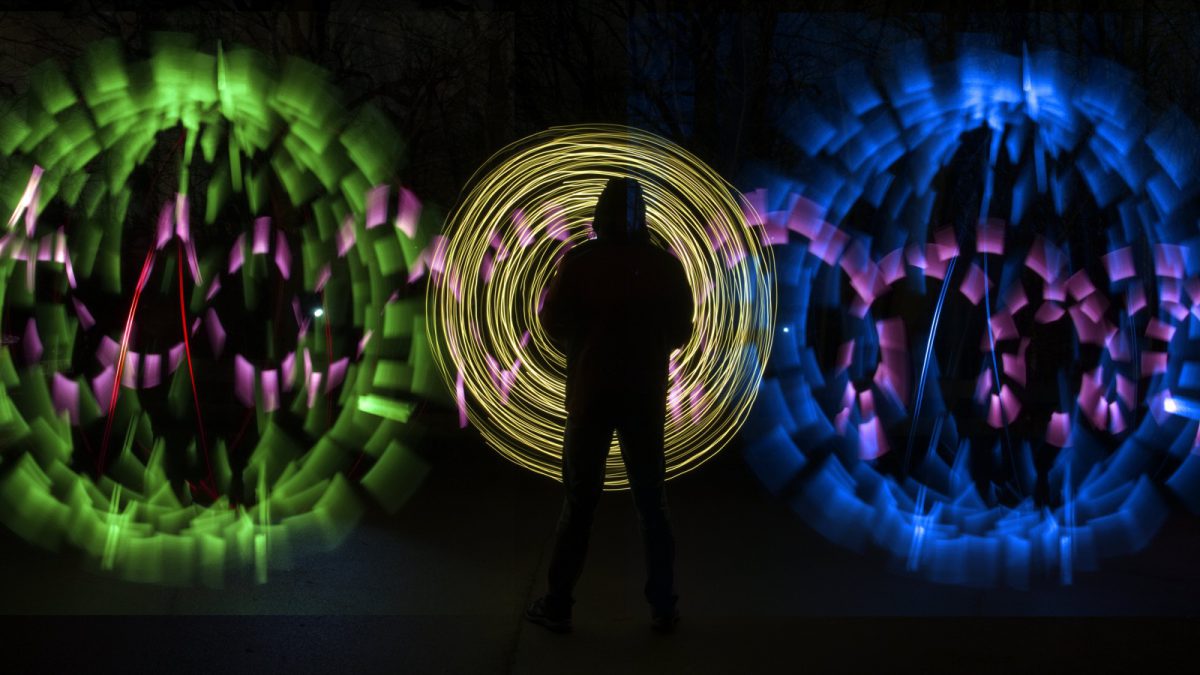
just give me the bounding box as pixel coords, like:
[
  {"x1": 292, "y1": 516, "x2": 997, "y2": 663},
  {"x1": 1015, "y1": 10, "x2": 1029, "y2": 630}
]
[{"x1": 665, "y1": 255, "x2": 694, "y2": 350}]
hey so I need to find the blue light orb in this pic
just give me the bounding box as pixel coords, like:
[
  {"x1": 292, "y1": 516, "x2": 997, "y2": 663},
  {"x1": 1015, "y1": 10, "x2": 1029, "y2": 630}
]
[{"x1": 743, "y1": 39, "x2": 1200, "y2": 588}]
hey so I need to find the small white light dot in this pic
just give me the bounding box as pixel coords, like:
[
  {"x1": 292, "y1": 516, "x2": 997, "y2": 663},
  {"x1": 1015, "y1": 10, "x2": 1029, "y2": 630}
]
[{"x1": 313, "y1": 307, "x2": 325, "y2": 318}]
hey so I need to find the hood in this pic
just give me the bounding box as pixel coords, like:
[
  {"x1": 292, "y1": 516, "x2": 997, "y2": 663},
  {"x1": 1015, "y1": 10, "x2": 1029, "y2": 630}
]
[{"x1": 592, "y1": 177, "x2": 648, "y2": 243}]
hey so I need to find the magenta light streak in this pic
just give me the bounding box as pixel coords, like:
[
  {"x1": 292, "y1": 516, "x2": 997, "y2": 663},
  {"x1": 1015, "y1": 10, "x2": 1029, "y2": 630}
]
[
  {"x1": 1106, "y1": 330, "x2": 1131, "y2": 362},
  {"x1": 838, "y1": 381, "x2": 855, "y2": 411},
  {"x1": 987, "y1": 310, "x2": 1017, "y2": 343},
  {"x1": 7, "y1": 165, "x2": 42, "y2": 231},
  {"x1": 546, "y1": 206, "x2": 571, "y2": 241},
  {"x1": 481, "y1": 251, "x2": 495, "y2": 283},
  {"x1": 689, "y1": 385, "x2": 704, "y2": 423},
  {"x1": 1080, "y1": 293, "x2": 1110, "y2": 323},
  {"x1": 1108, "y1": 401, "x2": 1127, "y2": 434},
  {"x1": 1160, "y1": 277, "x2": 1181, "y2": 304},
  {"x1": 91, "y1": 367, "x2": 114, "y2": 412},
  {"x1": 36, "y1": 236, "x2": 52, "y2": 261},
  {"x1": 1005, "y1": 283, "x2": 1028, "y2": 314},
  {"x1": 810, "y1": 224, "x2": 849, "y2": 267},
  {"x1": 261, "y1": 369, "x2": 280, "y2": 412},
  {"x1": 933, "y1": 227, "x2": 958, "y2": 260},
  {"x1": 835, "y1": 339, "x2": 855, "y2": 373},
  {"x1": 1128, "y1": 282, "x2": 1147, "y2": 314},
  {"x1": 858, "y1": 418, "x2": 888, "y2": 460},
  {"x1": 228, "y1": 234, "x2": 245, "y2": 273},
  {"x1": 455, "y1": 370, "x2": 468, "y2": 428},
  {"x1": 834, "y1": 408, "x2": 851, "y2": 434},
  {"x1": 785, "y1": 196, "x2": 825, "y2": 238},
  {"x1": 1102, "y1": 247, "x2": 1136, "y2": 282},
  {"x1": 366, "y1": 184, "x2": 388, "y2": 229},
  {"x1": 489, "y1": 230, "x2": 510, "y2": 262},
  {"x1": 252, "y1": 217, "x2": 270, "y2": 254},
  {"x1": 1165, "y1": 301, "x2": 1190, "y2": 321},
  {"x1": 743, "y1": 188, "x2": 767, "y2": 229},
  {"x1": 234, "y1": 355, "x2": 255, "y2": 407},
  {"x1": 205, "y1": 307, "x2": 226, "y2": 356},
  {"x1": 879, "y1": 248, "x2": 905, "y2": 284},
  {"x1": 72, "y1": 297, "x2": 95, "y2": 330},
  {"x1": 282, "y1": 350, "x2": 297, "y2": 390},
  {"x1": 356, "y1": 330, "x2": 373, "y2": 359},
  {"x1": 23, "y1": 318, "x2": 41, "y2": 362},
  {"x1": 174, "y1": 194, "x2": 191, "y2": 240},
  {"x1": 205, "y1": 276, "x2": 222, "y2": 301},
  {"x1": 143, "y1": 353, "x2": 162, "y2": 388},
  {"x1": 396, "y1": 186, "x2": 422, "y2": 238},
  {"x1": 959, "y1": 262, "x2": 988, "y2": 305},
  {"x1": 325, "y1": 357, "x2": 349, "y2": 392},
  {"x1": 1078, "y1": 366, "x2": 1101, "y2": 410},
  {"x1": 1088, "y1": 395, "x2": 1108, "y2": 430},
  {"x1": 307, "y1": 372, "x2": 323, "y2": 408},
  {"x1": 1044, "y1": 276, "x2": 1067, "y2": 302},
  {"x1": 1116, "y1": 374, "x2": 1136, "y2": 408},
  {"x1": 1002, "y1": 354, "x2": 1026, "y2": 387},
  {"x1": 1025, "y1": 235, "x2": 1064, "y2": 283},
  {"x1": 858, "y1": 389, "x2": 876, "y2": 419},
  {"x1": 976, "y1": 218, "x2": 1005, "y2": 255},
  {"x1": 987, "y1": 394, "x2": 1003, "y2": 428},
  {"x1": 922, "y1": 244, "x2": 949, "y2": 279},
  {"x1": 1067, "y1": 305, "x2": 1105, "y2": 345},
  {"x1": 52, "y1": 373, "x2": 80, "y2": 425},
  {"x1": 315, "y1": 263, "x2": 332, "y2": 292},
  {"x1": 1066, "y1": 269, "x2": 1097, "y2": 301},
  {"x1": 1147, "y1": 317, "x2": 1176, "y2": 342},
  {"x1": 1047, "y1": 412, "x2": 1071, "y2": 447},
  {"x1": 337, "y1": 213, "x2": 356, "y2": 257},
  {"x1": 999, "y1": 384, "x2": 1020, "y2": 421},
  {"x1": 155, "y1": 200, "x2": 174, "y2": 249},
  {"x1": 168, "y1": 343, "x2": 184, "y2": 372},
  {"x1": 1153, "y1": 244, "x2": 1188, "y2": 278},
  {"x1": 974, "y1": 369, "x2": 992, "y2": 403},
  {"x1": 1142, "y1": 351, "x2": 1168, "y2": 376},
  {"x1": 121, "y1": 352, "x2": 140, "y2": 388},
  {"x1": 274, "y1": 230, "x2": 291, "y2": 279},
  {"x1": 877, "y1": 318, "x2": 905, "y2": 350},
  {"x1": 510, "y1": 209, "x2": 533, "y2": 249}
]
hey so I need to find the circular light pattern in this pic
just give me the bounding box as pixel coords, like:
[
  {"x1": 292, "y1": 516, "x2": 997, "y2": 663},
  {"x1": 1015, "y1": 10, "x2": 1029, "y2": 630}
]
[
  {"x1": 0, "y1": 37, "x2": 438, "y2": 586},
  {"x1": 428, "y1": 124, "x2": 775, "y2": 489},
  {"x1": 743, "y1": 41, "x2": 1200, "y2": 587}
]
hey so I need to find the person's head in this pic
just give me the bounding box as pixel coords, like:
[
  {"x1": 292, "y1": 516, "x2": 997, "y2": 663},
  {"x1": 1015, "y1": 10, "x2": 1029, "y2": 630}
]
[{"x1": 591, "y1": 177, "x2": 648, "y2": 243}]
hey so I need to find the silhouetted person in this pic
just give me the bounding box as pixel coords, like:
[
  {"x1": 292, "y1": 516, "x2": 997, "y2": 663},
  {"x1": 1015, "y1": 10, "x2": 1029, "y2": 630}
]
[{"x1": 524, "y1": 177, "x2": 693, "y2": 634}]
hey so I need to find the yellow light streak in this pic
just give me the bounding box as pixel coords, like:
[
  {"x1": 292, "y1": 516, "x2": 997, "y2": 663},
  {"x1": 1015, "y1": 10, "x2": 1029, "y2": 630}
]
[{"x1": 428, "y1": 124, "x2": 775, "y2": 489}]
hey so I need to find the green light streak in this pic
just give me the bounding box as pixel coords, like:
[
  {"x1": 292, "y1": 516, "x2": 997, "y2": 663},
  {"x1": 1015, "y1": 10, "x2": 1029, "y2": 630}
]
[{"x1": 0, "y1": 37, "x2": 437, "y2": 586}]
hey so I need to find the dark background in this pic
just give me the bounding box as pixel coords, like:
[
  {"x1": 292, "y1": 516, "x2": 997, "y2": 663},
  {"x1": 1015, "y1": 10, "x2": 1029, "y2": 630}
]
[{"x1": 3, "y1": 3, "x2": 1200, "y2": 674}]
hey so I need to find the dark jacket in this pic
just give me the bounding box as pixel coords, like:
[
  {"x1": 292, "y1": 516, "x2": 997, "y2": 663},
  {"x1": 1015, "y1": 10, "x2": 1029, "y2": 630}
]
[{"x1": 540, "y1": 178, "x2": 693, "y2": 414}]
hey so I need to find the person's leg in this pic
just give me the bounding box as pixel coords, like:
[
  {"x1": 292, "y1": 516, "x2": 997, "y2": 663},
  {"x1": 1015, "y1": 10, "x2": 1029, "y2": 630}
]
[
  {"x1": 545, "y1": 411, "x2": 613, "y2": 609},
  {"x1": 615, "y1": 403, "x2": 676, "y2": 616}
]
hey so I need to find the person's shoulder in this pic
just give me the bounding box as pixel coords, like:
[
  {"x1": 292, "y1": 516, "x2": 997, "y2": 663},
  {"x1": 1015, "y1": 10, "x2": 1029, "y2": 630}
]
[
  {"x1": 560, "y1": 239, "x2": 599, "y2": 263},
  {"x1": 644, "y1": 242, "x2": 685, "y2": 268}
]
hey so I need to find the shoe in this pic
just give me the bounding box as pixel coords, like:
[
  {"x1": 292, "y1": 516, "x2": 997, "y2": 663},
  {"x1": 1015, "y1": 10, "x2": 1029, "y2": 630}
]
[
  {"x1": 525, "y1": 596, "x2": 572, "y2": 634},
  {"x1": 650, "y1": 606, "x2": 679, "y2": 634}
]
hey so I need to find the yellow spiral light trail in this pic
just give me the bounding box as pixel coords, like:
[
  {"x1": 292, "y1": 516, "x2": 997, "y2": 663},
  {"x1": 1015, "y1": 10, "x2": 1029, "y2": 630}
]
[{"x1": 428, "y1": 124, "x2": 775, "y2": 489}]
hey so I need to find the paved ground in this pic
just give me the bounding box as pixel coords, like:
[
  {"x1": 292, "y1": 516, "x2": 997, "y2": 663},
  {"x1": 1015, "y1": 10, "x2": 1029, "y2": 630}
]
[{"x1": 4, "y1": 435, "x2": 1199, "y2": 673}]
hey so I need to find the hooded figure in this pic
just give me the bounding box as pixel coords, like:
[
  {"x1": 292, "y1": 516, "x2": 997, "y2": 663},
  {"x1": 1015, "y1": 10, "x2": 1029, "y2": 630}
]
[
  {"x1": 527, "y1": 176, "x2": 693, "y2": 634},
  {"x1": 540, "y1": 177, "x2": 694, "y2": 414}
]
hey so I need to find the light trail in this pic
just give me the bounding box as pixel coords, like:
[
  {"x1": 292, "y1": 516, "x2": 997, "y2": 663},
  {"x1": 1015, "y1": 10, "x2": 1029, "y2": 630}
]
[{"x1": 428, "y1": 124, "x2": 776, "y2": 489}]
